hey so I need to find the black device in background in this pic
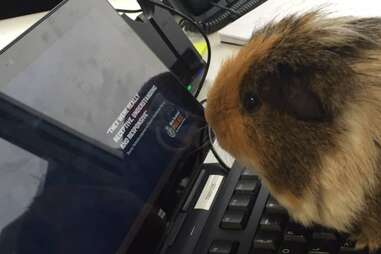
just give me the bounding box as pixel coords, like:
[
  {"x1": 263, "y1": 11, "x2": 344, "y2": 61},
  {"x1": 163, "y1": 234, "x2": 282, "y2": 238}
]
[
  {"x1": 122, "y1": 5, "x2": 206, "y2": 96},
  {"x1": 165, "y1": 0, "x2": 267, "y2": 34},
  {"x1": 0, "y1": 0, "x2": 210, "y2": 253},
  {"x1": 1, "y1": 0, "x2": 61, "y2": 19}
]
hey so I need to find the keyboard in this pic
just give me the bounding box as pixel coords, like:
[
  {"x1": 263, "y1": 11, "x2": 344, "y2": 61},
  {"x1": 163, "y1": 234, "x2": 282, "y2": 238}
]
[{"x1": 207, "y1": 168, "x2": 370, "y2": 254}]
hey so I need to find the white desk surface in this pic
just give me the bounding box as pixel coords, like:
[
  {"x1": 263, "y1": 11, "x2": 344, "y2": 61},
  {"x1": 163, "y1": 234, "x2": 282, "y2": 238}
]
[
  {"x1": 0, "y1": 0, "x2": 239, "y2": 166},
  {"x1": 219, "y1": 0, "x2": 381, "y2": 45}
]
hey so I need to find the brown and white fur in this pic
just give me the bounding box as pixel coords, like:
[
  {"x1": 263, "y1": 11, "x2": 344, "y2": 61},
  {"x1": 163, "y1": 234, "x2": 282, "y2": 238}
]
[{"x1": 205, "y1": 12, "x2": 381, "y2": 251}]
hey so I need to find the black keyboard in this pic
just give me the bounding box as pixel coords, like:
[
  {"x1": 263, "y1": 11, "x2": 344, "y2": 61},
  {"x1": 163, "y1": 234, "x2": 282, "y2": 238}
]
[{"x1": 208, "y1": 168, "x2": 370, "y2": 254}]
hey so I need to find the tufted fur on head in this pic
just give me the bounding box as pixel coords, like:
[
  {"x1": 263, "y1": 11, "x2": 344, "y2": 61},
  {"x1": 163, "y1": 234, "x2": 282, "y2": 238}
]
[{"x1": 205, "y1": 11, "x2": 381, "y2": 251}]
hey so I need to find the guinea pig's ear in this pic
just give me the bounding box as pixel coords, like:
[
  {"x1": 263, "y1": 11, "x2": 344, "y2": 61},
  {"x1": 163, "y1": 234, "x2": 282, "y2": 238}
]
[{"x1": 258, "y1": 62, "x2": 327, "y2": 122}]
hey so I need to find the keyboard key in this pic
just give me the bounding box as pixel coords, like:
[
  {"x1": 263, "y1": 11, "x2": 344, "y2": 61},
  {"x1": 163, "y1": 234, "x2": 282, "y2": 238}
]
[
  {"x1": 235, "y1": 179, "x2": 259, "y2": 194},
  {"x1": 283, "y1": 222, "x2": 308, "y2": 243},
  {"x1": 278, "y1": 241, "x2": 306, "y2": 254},
  {"x1": 240, "y1": 169, "x2": 258, "y2": 180},
  {"x1": 251, "y1": 250, "x2": 275, "y2": 254},
  {"x1": 220, "y1": 210, "x2": 247, "y2": 230},
  {"x1": 312, "y1": 231, "x2": 338, "y2": 241},
  {"x1": 229, "y1": 194, "x2": 253, "y2": 210},
  {"x1": 259, "y1": 214, "x2": 287, "y2": 232},
  {"x1": 308, "y1": 251, "x2": 331, "y2": 254},
  {"x1": 252, "y1": 231, "x2": 281, "y2": 252},
  {"x1": 308, "y1": 230, "x2": 339, "y2": 254},
  {"x1": 339, "y1": 239, "x2": 366, "y2": 254},
  {"x1": 209, "y1": 240, "x2": 239, "y2": 254},
  {"x1": 266, "y1": 197, "x2": 288, "y2": 215}
]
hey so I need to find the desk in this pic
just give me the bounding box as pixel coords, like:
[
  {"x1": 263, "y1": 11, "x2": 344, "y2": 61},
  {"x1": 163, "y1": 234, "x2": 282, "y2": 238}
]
[{"x1": 0, "y1": 1, "x2": 239, "y2": 166}]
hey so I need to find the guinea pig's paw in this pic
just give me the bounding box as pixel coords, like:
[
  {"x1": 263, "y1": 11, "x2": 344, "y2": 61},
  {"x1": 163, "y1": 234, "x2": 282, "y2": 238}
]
[
  {"x1": 366, "y1": 240, "x2": 381, "y2": 253},
  {"x1": 354, "y1": 236, "x2": 381, "y2": 252},
  {"x1": 354, "y1": 240, "x2": 368, "y2": 251},
  {"x1": 287, "y1": 212, "x2": 315, "y2": 228},
  {"x1": 272, "y1": 192, "x2": 316, "y2": 226}
]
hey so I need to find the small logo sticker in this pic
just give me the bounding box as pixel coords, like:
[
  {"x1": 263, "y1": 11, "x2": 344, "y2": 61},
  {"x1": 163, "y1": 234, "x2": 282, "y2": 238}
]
[
  {"x1": 165, "y1": 126, "x2": 177, "y2": 138},
  {"x1": 165, "y1": 111, "x2": 186, "y2": 138}
]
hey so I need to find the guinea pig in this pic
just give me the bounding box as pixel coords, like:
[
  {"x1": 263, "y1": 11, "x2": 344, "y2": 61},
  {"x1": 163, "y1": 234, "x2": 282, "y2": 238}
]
[{"x1": 205, "y1": 11, "x2": 381, "y2": 250}]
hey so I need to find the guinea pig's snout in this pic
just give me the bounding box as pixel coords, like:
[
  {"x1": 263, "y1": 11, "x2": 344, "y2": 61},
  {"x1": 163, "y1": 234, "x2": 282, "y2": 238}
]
[
  {"x1": 204, "y1": 70, "x2": 242, "y2": 155},
  {"x1": 204, "y1": 104, "x2": 218, "y2": 133},
  {"x1": 204, "y1": 104, "x2": 216, "y2": 127},
  {"x1": 204, "y1": 99, "x2": 229, "y2": 148},
  {"x1": 205, "y1": 101, "x2": 219, "y2": 133}
]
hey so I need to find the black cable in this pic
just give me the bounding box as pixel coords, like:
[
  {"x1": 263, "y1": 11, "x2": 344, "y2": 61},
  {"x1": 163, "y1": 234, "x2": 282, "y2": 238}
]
[
  {"x1": 178, "y1": 18, "x2": 187, "y2": 28},
  {"x1": 210, "y1": 2, "x2": 240, "y2": 18},
  {"x1": 147, "y1": 0, "x2": 211, "y2": 99},
  {"x1": 183, "y1": 0, "x2": 266, "y2": 34},
  {"x1": 199, "y1": 98, "x2": 207, "y2": 105},
  {"x1": 200, "y1": 99, "x2": 230, "y2": 173},
  {"x1": 208, "y1": 126, "x2": 230, "y2": 173},
  {"x1": 115, "y1": 8, "x2": 143, "y2": 13}
]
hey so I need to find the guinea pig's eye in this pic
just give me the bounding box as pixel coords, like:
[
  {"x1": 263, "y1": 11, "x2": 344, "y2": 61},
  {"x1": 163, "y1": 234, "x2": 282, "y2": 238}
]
[{"x1": 243, "y1": 92, "x2": 261, "y2": 113}]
